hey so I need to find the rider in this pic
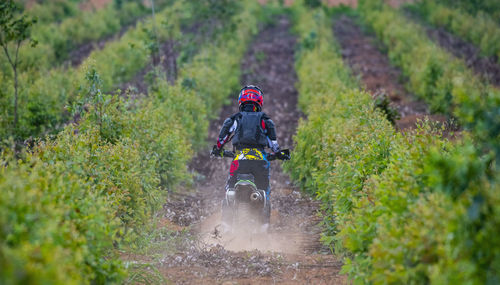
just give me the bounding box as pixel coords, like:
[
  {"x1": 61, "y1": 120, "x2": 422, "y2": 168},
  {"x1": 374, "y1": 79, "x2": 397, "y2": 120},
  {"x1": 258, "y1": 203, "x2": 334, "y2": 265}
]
[{"x1": 211, "y1": 85, "x2": 281, "y2": 230}]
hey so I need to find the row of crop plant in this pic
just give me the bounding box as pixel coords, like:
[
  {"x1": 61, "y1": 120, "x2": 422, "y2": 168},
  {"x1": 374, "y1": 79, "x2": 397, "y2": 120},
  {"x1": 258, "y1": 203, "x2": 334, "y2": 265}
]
[
  {"x1": 407, "y1": 0, "x2": 500, "y2": 63},
  {"x1": 287, "y1": 1, "x2": 500, "y2": 283},
  {"x1": 0, "y1": 0, "x2": 174, "y2": 140},
  {"x1": 0, "y1": 0, "x2": 187, "y2": 141},
  {"x1": 22, "y1": 0, "x2": 83, "y2": 25},
  {"x1": 16, "y1": 0, "x2": 174, "y2": 72},
  {"x1": 0, "y1": 0, "x2": 167, "y2": 80},
  {"x1": 0, "y1": 1, "x2": 261, "y2": 283},
  {"x1": 358, "y1": 0, "x2": 500, "y2": 157},
  {"x1": 429, "y1": 0, "x2": 500, "y2": 23}
]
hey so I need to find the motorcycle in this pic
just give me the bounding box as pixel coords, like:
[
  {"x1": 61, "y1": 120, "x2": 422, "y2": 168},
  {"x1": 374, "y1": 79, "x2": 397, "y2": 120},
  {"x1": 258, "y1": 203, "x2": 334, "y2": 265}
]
[{"x1": 211, "y1": 147, "x2": 290, "y2": 234}]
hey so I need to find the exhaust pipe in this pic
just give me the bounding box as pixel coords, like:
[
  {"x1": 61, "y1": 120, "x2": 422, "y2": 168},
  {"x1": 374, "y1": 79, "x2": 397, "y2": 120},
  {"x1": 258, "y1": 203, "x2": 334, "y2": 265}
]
[{"x1": 250, "y1": 191, "x2": 263, "y2": 202}]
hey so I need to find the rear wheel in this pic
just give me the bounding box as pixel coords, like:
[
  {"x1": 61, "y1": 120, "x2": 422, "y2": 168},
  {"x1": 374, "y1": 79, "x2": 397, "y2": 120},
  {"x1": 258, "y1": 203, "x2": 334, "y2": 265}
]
[{"x1": 237, "y1": 202, "x2": 252, "y2": 228}]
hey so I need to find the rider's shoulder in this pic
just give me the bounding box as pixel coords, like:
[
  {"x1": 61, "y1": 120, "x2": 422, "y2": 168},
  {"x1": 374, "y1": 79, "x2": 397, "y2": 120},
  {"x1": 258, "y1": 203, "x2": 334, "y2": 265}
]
[
  {"x1": 231, "y1": 111, "x2": 271, "y2": 120},
  {"x1": 260, "y1": 112, "x2": 272, "y2": 120},
  {"x1": 230, "y1": 112, "x2": 242, "y2": 120}
]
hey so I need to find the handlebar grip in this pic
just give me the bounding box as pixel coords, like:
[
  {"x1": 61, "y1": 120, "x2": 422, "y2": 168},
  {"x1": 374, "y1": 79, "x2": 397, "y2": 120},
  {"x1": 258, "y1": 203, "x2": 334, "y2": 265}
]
[
  {"x1": 223, "y1": 150, "x2": 235, "y2": 158},
  {"x1": 270, "y1": 149, "x2": 290, "y2": 161}
]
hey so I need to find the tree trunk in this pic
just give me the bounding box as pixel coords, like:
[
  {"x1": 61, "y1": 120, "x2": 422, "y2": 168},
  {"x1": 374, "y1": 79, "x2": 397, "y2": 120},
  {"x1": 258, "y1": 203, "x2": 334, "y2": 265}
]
[
  {"x1": 13, "y1": 65, "x2": 18, "y2": 130},
  {"x1": 171, "y1": 41, "x2": 177, "y2": 83}
]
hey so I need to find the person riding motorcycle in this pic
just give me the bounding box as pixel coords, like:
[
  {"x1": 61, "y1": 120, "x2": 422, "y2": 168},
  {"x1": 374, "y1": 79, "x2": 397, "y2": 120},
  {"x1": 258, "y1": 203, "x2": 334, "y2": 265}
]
[{"x1": 211, "y1": 85, "x2": 283, "y2": 231}]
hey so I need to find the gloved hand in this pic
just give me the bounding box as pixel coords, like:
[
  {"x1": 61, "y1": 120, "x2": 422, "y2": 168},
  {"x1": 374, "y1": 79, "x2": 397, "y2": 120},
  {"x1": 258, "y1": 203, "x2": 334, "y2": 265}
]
[
  {"x1": 211, "y1": 145, "x2": 222, "y2": 157},
  {"x1": 270, "y1": 140, "x2": 280, "y2": 153}
]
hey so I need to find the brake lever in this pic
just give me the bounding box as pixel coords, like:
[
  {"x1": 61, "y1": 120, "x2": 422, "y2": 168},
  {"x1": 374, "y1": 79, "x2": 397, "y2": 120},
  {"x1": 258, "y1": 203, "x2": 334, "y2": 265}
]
[
  {"x1": 277, "y1": 149, "x2": 291, "y2": 161},
  {"x1": 210, "y1": 145, "x2": 222, "y2": 158}
]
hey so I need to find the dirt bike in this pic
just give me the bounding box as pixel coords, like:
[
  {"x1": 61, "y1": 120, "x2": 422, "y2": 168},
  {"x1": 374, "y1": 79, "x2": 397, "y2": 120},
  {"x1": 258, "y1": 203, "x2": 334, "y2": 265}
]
[{"x1": 211, "y1": 147, "x2": 290, "y2": 234}]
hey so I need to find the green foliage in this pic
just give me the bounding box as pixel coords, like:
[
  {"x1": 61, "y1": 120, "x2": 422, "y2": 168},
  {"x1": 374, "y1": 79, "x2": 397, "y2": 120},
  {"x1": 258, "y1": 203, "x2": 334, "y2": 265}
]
[
  {"x1": 289, "y1": 2, "x2": 500, "y2": 283},
  {"x1": 189, "y1": 0, "x2": 241, "y2": 31},
  {"x1": 0, "y1": 1, "x2": 262, "y2": 282},
  {"x1": 287, "y1": 1, "x2": 394, "y2": 252},
  {"x1": 411, "y1": 0, "x2": 500, "y2": 61},
  {"x1": 0, "y1": 1, "x2": 37, "y2": 45},
  {"x1": 0, "y1": 1, "x2": 187, "y2": 141},
  {"x1": 358, "y1": 0, "x2": 500, "y2": 158},
  {"x1": 74, "y1": 67, "x2": 126, "y2": 142},
  {"x1": 17, "y1": 0, "x2": 172, "y2": 69},
  {"x1": 373, "y1": 91, "x2": 400, "y2": 126},
  {"x1": 356, "y1": 135, "x2": 500, "y2": 284},
  {"x1": 0, "y1": 0, "x2": 37, "y2": 131},
  {"x1": 432, "y1": 0, "x2": 500, "y2": 23},
  {"x1": 304, "y1": 0, "x2": 322, "y2": 8},
  {"x1": 25, "y1": 0, "x2": 79, "y2": 24}
]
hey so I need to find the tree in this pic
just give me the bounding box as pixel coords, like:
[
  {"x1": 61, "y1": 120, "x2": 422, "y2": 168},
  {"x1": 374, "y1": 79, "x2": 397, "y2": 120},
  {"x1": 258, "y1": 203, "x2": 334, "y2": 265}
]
[{"x1": 0, "y1": 0, "x2": 37, "y2": 131}]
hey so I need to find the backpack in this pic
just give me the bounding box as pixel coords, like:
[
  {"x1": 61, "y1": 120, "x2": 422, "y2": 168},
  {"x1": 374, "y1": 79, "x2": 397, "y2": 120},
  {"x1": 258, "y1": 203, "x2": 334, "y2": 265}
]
[{"x1": 232, "y1": 112, "x2": 268, "y2": 148}]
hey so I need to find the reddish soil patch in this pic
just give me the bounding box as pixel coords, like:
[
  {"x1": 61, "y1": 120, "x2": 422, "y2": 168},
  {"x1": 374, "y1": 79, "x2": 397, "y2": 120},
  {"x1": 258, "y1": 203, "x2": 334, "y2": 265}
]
[
  {"x1": 23, "y1": 0, "x2": 38, "y2": 10},
  {"x1": 156, "y1": 17, "x2": 346, "y2": 284},
  {"x1": 259, "y1": 0, "x2": 409, "y2": 8},
  {"x1": 333, "y1": 16, "x2": 447, "y2": 130},
  {"x1": 324, "y1": 0, "x2": 412, "y2": 7},
  {"x1": 385, "y1": 0, "x2": 414, "y2": 8},
  {"x1": 325, "y1": 0, "x2": 357, "y2": 7},
  {"x1": 79, "y1": 0, "x2": 113, "y2": 11}
]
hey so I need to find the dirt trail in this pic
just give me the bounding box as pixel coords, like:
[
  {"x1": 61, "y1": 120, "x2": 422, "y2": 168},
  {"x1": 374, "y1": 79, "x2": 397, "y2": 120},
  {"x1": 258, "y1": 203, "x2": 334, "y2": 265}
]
[
  {"x1": 333, "y1": 16, "x2": 447, "y2": 130},
  {"x1": 157, "y1": 17, "x2": 345, "y2": 284}
]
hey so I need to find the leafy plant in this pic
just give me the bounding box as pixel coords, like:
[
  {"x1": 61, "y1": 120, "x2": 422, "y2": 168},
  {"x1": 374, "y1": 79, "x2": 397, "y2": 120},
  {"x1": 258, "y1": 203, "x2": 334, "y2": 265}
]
[
  {"x1": 288, "y1": 2, "x2": 500, "y2": 283},
  {"x1": 0, "y1": 0, "x2": 37, "y2": 132},
  {"x1": 0, "y1": 2, "x2": 264, "y2": 283},
  {"x1": 0, "y1": 0, "x2": 189, "y2": 141},
  {"x1": 373, "y1": 90, "x2": 400, "y2": 126}
]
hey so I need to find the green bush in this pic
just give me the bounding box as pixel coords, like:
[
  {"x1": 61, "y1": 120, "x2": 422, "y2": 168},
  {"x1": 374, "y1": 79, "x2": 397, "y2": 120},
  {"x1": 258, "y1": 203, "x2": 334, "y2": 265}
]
[
  {"x1": 25, "y1": 0, "x2": 80, "y2": 24},
  {"x1": 0, "y1": 0, "x2": 186, "y2": 141},
  {"x1": 0, "y1": 155, "x2": 124, "y2": 284},
  {"x1": 288, "y1": 2, "x2": 500, "y2": 283},
  {"x1": 0, "y1": 1, "x2": 262, "y2": 282},
  {"x1": 287, "y1": 0, "x2": 395, "y2": 253},
  {"x1": 17, "y1": 0, "x2": 174, "y2": 70},
  {"x1": 349, "y1": 133, "x2": 500, "y2": 284}
]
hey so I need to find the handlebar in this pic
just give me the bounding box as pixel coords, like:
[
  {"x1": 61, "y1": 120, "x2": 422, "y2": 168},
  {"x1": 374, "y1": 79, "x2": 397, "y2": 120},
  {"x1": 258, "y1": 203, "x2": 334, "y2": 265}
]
[
  {"x1": 211, "y1": 147, "x2": 290, "y2": 161},
  {"x1": 222, "y1": 150, "x2": 235, "y2": 158}
]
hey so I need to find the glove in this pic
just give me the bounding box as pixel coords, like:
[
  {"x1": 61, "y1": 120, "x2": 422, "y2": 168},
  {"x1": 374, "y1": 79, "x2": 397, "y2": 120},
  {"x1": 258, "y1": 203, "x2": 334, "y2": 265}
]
[
  {"x1": 211, "y1": 145, "x2": 222, "y2": 157},
  {"x1": 270, "y1": 140, "x2": 280, "y2": 153}
]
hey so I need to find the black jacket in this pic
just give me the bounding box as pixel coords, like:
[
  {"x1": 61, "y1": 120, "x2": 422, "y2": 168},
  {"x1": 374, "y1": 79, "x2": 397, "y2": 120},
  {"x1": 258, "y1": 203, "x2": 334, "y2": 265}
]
[{"x1": 216, "y1": 111, "x2": 278, "y2": 150}]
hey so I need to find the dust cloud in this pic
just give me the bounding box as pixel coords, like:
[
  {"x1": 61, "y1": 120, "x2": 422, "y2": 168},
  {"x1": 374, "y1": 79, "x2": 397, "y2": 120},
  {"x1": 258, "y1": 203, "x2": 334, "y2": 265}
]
[{"x1": 198, "y1": 212, "x2": 306, "y2": 254}]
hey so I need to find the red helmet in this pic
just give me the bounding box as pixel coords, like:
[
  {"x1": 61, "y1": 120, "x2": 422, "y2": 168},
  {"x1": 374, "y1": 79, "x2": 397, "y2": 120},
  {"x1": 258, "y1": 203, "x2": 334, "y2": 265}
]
[{"x1": 238, "y1": 85, "x2": 263, "y2": 110}]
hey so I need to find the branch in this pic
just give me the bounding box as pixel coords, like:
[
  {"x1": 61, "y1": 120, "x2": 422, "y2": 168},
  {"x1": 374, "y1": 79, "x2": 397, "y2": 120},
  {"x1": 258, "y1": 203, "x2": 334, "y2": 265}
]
[
  {"x1": 14, "y1": 39, "x2": 20, "y2": 68},
  {"x1": 1, "y1": 43, "x2": 15, "y2": 70}
]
